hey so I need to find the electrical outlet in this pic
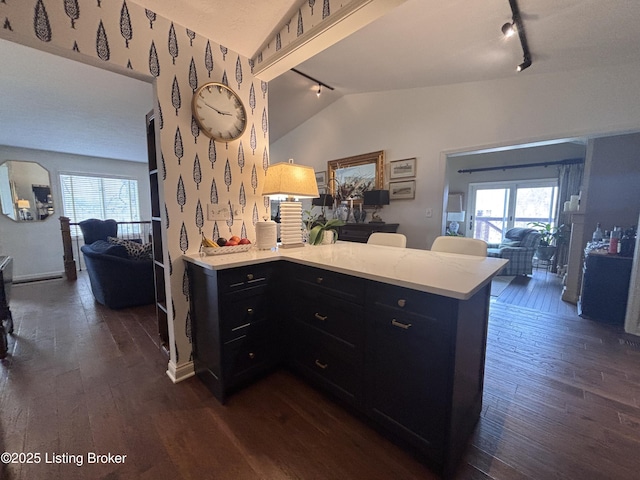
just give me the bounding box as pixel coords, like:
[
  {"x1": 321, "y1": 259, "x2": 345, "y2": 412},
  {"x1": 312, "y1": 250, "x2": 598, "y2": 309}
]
[
  {"x1": 425, "y1": 208, "x2": 433, "y2": 218},
  {"x1": 207, "y1": 204, "x2": 230, "y2": 221}
]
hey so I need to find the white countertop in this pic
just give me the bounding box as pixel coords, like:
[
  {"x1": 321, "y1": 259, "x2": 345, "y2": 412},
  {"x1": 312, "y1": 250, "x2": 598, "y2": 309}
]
[{"x1": 183, "y1": 242, "x2": 508, "y2": 300}]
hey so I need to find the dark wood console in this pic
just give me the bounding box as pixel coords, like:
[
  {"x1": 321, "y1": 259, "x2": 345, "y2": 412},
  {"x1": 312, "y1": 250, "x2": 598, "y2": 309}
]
[
  {"x1": 0, "y1": 256, "x2": 15, "y2": 359},
  {"x1": 337, "y1": 223, "x2": 399, "y2": 243}
]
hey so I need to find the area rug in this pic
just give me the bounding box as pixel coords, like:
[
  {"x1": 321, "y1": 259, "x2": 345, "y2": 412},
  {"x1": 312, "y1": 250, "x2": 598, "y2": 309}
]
[{"x1": 490, "y1": 276, "x2": 516, "y2": 297}]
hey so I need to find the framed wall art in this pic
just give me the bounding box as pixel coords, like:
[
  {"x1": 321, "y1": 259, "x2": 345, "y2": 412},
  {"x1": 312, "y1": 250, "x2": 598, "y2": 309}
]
[
  {"x1": 389, "y1": 158, "x2": 416, "y2": 179},
  {"x1": 389, "y1": 180, "x2": 416, "y2": 200},
  {"x1": 315, "y1": 170, "x2": 327, "y2": 188}
]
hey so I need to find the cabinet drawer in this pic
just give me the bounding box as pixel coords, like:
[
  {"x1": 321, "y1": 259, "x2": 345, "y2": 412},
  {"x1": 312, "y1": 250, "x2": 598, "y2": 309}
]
[
  {"x1": 372, "y1": 305, "x2": 450, "y2": 344},
  {"x1": 290, "y1": 289, "x2": 363, "y2": 346},
  {"x1": 291, "y1": 265, "x2": 364, "y2": 303},
  {"x1": 367, "y1": 281, "x2": 454, "y2": 318},
  {"x1": 223, "y1": 337, "x2": 278, "y2": 387},
  {"x1": 289, "y1": 322, "x2": 362, "y2": 404},
  {"x1": 338, "y1": 227, "x2": 370, "y2": 242},
  {"x1": 220, "y1": 294, "x2": 271, "y2": 342},
  {"x1": 218, "y1": 264, "x2": 272, "y2": 294}
]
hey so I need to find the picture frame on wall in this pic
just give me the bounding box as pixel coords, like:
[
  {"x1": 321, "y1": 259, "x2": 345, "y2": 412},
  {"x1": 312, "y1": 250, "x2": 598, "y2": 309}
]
[
  {"x1": 389, "y1": 180, "x2": 416, "y2": 200},
  {"x1": 315, "y1": 170, "x2": 327, "y2": 187},
  {"x1": 389, "y1": 158, "x2": 416, "y2": 179}
]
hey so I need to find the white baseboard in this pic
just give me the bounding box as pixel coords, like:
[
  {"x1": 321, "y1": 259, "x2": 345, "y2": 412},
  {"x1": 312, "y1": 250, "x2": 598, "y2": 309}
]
[
  {"x1": 166, "y1": 360, "x2": 195, "y2": 383},
  {"x1": 13, "y1": 271, "x2": 65, "y2": 283}
]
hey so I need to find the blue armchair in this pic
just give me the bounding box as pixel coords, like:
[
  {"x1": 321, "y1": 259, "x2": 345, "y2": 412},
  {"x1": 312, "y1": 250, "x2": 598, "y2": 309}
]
[
  {"x1": 78, "y1": 218, "x2": 118, "y2": 244},
  {"x1": 487, "y1": 228, "x2": 541, "y2": 276},
  {"x1": 81, "y1": 240, "x2": 155, "y2": 309}
]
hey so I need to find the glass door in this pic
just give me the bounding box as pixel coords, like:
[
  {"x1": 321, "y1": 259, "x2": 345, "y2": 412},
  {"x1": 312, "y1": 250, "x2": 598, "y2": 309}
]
[
  {"x1": 468, "y1": 180, "x2": 557, "y2": 243},
  {"x1": 469, "y1": 187, "x2": 510, "y2": 244}
]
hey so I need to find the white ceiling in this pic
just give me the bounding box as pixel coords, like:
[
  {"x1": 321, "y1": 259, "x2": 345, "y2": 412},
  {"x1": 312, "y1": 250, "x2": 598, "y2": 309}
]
[{"x1": 2, "y1": 0, "x2": 640, "y2": 160}]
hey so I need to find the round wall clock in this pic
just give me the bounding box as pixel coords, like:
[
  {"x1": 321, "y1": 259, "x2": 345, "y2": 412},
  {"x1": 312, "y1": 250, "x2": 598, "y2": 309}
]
[{"x1": 192, "y1": 82, "x2": 247, "y2": 142}]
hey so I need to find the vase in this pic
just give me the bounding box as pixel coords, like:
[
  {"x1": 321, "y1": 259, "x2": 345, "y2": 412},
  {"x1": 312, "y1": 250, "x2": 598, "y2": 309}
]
[
  {"x1": 321, "y1": 230, "x2": 337, "y2": 244},
  {"x1": 333, "y1": 203, "x2": 348, "y2": 222}
]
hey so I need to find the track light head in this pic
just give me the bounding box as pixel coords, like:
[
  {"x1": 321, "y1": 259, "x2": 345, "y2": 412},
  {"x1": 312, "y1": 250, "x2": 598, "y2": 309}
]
[
  {"x1": 516, "y1": 57, "x2": 532, "y2": 72},
  {"x1": 501, "y1": 22, "x2": 516, "y2": 37},
  {"x1": 316, "y1": 84, "x2": 322, "y2": 97}
]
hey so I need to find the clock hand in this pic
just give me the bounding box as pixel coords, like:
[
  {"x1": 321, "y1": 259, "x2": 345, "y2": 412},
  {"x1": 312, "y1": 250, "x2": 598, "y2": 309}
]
[{"x1": 203, "y1": 101, "x2": 232, "y2": 116}]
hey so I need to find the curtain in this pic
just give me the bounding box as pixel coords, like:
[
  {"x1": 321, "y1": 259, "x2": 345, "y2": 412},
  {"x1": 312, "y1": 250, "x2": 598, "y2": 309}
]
[{"x1": 554, "y1": 162, "x2": 584, "y2": 270}]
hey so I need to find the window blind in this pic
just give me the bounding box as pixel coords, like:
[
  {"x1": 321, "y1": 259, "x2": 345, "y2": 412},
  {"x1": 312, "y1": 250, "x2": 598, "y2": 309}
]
[{"x1": 60, "y1": 174, "x2": 140, "y2": 235}]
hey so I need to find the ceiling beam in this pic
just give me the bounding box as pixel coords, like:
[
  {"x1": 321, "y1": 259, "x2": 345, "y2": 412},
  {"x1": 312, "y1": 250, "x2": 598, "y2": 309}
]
[{"x1": 253, "y1": 0, "x2": 406, "y2": 82}]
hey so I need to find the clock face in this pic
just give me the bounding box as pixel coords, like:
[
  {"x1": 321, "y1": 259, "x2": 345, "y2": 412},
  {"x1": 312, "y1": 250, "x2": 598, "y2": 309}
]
[{"x1": 192, "y1": 83, "x2": 247, "y2": 141}]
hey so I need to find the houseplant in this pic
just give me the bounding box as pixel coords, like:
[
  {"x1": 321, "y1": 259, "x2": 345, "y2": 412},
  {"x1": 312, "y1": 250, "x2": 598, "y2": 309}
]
[
  {"x1": 308, "y1": 218, "x2": 345, "y2": 245},
  {"x1": 528, "y1": 221, "x2": 567, "y2": 261}
]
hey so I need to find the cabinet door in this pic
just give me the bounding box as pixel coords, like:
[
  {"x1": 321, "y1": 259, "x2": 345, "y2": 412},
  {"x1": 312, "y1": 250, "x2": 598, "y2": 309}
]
[{"x1": 366, "y1": 306, "x2": 452, "y2": 450}]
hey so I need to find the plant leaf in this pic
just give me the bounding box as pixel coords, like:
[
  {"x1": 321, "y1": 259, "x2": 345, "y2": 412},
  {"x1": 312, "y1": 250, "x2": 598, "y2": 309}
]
[{"x1": 309, "y1": 225, "x2": 323, "y2": 245}]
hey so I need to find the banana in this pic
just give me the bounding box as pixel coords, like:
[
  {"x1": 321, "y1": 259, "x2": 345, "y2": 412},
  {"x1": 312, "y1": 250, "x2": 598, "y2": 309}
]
[{"x1": 201, "y1": 234, "x2": 219, "y2": 248}]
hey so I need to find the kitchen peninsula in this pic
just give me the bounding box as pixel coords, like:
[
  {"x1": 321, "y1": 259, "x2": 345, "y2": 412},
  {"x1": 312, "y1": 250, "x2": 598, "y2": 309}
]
[{"x1": 184, "y1": 243, "x2": 507, "y2": 477}]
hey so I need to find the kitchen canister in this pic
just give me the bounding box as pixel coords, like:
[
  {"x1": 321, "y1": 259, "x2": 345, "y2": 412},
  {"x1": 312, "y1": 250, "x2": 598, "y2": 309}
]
[{"x1": 255, "y1": 219, "x2": 277, "y2": 250}]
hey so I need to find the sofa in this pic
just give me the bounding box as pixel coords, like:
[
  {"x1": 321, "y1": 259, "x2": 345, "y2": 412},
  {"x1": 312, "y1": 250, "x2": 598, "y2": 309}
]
[
  {"x1": 81, "y1": 240, "x2": 155, "y2": 309},
  {"x1": 487, "y1": 228, "x2": 541, "y2": 276}
]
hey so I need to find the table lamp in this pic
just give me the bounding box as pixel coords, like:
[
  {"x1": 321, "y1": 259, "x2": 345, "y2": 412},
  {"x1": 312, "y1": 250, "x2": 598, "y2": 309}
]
[
  {"x1": 17, "y1": 199, "x2": 31, "y2": 220},
  {"x1": 446, "y1": 193, "x2": 465, "y2": 234},
  {"x1": 363, "y1": 190, "x2": 390, "y2": 223},
  {"x1": 262, "y1": 159, "x2": 319, "y2": 248}
]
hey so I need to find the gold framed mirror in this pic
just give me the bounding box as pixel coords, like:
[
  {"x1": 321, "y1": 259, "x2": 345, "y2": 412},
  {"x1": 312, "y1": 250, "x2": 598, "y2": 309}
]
[{"x1": 327, "y1": 150, "x2": 384, "y2": 203}]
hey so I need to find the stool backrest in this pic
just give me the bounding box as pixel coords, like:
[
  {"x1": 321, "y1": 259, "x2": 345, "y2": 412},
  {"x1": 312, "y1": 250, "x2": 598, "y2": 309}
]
[
  {"x1": 367, "y1": 232, "x2": 407, "y2": 248},
  {"x1": 431, "y1": 236, "x2": 488, "y2": 257}
]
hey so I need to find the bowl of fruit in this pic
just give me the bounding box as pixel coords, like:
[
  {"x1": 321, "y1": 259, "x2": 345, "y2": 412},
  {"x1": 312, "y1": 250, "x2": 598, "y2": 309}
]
[{"x1": 201, "y1": 234, "x2": 252, "y2": 255}]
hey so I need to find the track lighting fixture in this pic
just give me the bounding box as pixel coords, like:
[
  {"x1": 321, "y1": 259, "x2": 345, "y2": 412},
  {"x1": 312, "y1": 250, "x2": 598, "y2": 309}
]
[
  {"x1": 502, "y1": 0, "x2": 532, "y2": 72},
  {"x1": 291, "y1": 68, "x2": 335, "y2": 97},
  {"x1": 501, "y1": 22, "x2": 516, "y2": 37},
  {"x1": 516, "y1": 56, "x2": 532, "y2": 72}
]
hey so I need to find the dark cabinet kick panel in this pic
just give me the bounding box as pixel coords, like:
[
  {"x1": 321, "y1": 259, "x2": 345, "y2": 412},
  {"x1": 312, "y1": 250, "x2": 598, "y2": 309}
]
[{"x1": 187, "y1": 260, "x2": 492, "y2": 478}]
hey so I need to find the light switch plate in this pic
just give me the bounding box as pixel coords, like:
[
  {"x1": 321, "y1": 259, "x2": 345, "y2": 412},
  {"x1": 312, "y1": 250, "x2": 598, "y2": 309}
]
[
  {"x1": 425, "y1": 208, "x2": 433, "y2": 218},
  {"x1": 207, "y1": 204, "x2": 230, "y2": 221}
]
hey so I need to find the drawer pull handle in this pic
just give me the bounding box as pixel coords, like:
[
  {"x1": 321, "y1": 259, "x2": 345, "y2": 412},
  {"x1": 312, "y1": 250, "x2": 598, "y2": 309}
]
[
  {"x1": 247, "y1": 308, "x2": 254, "y2": 315},
  {"x1": 315, "y1": 359, "x2": 328, "y2": 369},
  {"x1": 397, "y1": 299, "x2": 406, "y2": 308},
  {"x1": 247, "y1": 274, "x2": 254, "y2": 281},
  {"x1": 316, "y1": 277, "x2": 323, "y2": 284},
  {"x1": 249, "y1": 352, "x2": 256, "y2": 360},
  {"x1": 314, "y1": 313, "x2": 327, "y2": 322},
  {"x1": 391, "y1": 319, "x2": 412, "y2": 330}
]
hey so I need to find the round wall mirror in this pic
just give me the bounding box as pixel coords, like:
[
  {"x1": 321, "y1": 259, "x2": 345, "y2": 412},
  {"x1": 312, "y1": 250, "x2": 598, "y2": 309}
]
[{"x1": 0, "y1": 160, "x2": 54, "y2": 222}]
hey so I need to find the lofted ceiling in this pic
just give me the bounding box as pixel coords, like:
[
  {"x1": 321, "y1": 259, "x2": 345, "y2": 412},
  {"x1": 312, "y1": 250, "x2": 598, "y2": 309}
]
[{"x1": 1, "y1": 0, "x2": 640, "y2": 161}]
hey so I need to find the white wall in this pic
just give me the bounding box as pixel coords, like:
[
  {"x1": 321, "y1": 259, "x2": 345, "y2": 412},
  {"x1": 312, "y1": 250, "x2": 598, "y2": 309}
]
[
  {"x1": 0, "y1": 146, "x2": 150, "y2": 281},
  {"x1": 272, "y1": 63, "x2": 640, "y2": 249}
]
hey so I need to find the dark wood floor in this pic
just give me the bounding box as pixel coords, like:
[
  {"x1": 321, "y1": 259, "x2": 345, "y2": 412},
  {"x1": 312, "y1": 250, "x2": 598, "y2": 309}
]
[
  {"x1": 1, "y1": 272, "x2": 639, "y2": 479},
  {"x1": 495, "y1": 267, "x2": 578, "y2": 317}
]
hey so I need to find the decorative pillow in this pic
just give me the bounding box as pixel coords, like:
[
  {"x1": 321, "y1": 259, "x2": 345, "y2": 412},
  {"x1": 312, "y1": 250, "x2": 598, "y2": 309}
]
[
  {"x1": 88, "y1": 240, "x2": 129, "y2": 258},
  {"x1": 107, "y1": 236, "x2": 153, "y2": 260}
]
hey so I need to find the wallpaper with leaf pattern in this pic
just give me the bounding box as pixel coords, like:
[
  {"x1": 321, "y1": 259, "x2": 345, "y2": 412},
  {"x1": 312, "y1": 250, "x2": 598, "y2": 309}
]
[
  {"x1": 253, "y1": 0, "x2": 338, "y2": 68},
  {"x1": 0, "y1": 0, "x2": 269, "y2": 373}
]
